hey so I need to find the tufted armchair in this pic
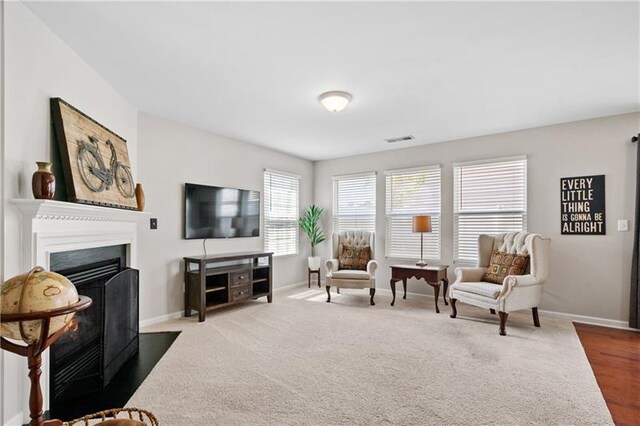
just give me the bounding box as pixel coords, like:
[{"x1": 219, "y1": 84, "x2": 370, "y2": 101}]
[
  {"x1": 325, "y1": 230, "x2": 378, "y2": 305},
  {"x1": 449, "y1": 232, "x2": 551, "y2": 335}
]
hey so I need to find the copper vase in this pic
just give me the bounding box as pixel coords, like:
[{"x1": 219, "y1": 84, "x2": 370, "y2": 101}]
[
  {"x1": 32, "y1": 161, "x2": 55, "y2": 200},
  {"x1": 135, "y1": 183, "x2": 145, "y2": 211}
]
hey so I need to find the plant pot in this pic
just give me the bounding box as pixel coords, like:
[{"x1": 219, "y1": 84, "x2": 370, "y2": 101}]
[
  {"x1": 32, "y1": 161, "x2": 55, "y2": 200},
  {"x1": 308, "y1": 256, "x2": 321, "y2": 270}
]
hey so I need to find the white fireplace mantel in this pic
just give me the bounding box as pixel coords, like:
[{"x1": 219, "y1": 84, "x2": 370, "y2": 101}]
[
  {"x1": 10, "y1": 199, "x2": 151, "y2": 222},
  {"x1": 8, "y1": 199, "x2": 150, "y2": 420}
]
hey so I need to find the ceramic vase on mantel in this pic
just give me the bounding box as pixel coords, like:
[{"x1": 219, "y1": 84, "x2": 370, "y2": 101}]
[
  {"x1": 31, "y1": 161, "x2": 55, "y2": 200},
  {"x1": 135, "y1": 183, "x2": 145, "y2": 211}
]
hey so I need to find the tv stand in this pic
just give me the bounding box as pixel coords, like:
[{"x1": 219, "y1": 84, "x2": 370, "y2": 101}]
[{"x1": 183, "y1": 251, "x2": 273, "y2": 322}]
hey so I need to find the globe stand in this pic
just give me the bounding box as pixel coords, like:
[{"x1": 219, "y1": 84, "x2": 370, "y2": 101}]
[{"x1": 0, "y1": 295, "x2": 92, "y2": 426}]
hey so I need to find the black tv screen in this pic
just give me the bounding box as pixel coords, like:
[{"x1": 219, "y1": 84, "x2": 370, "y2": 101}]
[{"x1": 184, "y1": 183, "x2": 260, "y2": 239}]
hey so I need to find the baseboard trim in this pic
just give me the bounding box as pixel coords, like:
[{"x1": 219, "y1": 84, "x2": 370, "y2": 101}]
[
  {"x1": 139, "y1": 281, "x2": 307, "y2": 328},
  {"x1": 5, "y1": 412, "x2": 23, "y2": 426},
  {"x1": 139, "y1": 310, "x2": 183, "y2": 328},
  {"x1": 274, "y1": 281, "x2": 306, "y2": 293},
  {"x1": 373, "y1": 288, "x2": 635, "y2": 331},
  {"x1": 137, "y1": 285, "x2": 635, "y2": 332},
  {"x1": 538, "y1": 309, "x2": 634, "y2": 331}
]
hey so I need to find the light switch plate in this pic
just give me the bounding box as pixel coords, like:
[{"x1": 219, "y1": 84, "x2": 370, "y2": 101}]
[{"x1": 617, "y1": 219, "x2": 629, "y2": 232}]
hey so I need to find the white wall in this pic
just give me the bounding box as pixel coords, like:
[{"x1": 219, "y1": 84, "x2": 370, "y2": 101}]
[
  {"x1": 1, "y1": 0, "x2": 6, "y2": 422},
  {"x1": 314, "y1": 113, "x2": 640, "y2": 323},
  {"x1": 2, "y1": 2, "x2": 138, "y2": 423},
  {"x1": 136, "y1": 113, "x2": 314, "y2": 322}
]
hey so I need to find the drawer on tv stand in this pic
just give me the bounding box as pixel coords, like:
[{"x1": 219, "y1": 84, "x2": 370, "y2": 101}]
[
  {"x1": 231, "y1": 285, "x2": 252, "y2": 301},
  {"x1": 230, "y1": 270, "x2": 250, "y2": 286}
]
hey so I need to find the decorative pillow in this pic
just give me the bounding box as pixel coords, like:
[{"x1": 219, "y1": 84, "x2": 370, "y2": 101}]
[
  {"x1": 482, "y1": 251, "x2": 529, "y2": 284},
  {"x1": 338, "y1": 245, "x2": 371, "y2": 271}
]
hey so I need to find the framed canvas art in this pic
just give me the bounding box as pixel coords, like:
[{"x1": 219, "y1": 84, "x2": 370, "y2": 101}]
[
  {"x1": 560, "y1": 174, "x2": 605, "y2": 235},
  {"x1": 51, "y1": 98, "x2": 137, "y2": 210}
]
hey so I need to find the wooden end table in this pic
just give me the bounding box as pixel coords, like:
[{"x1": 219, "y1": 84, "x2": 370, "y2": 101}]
[{"x1": 389, "y1": 264, "x2": 449, "y2": 313}]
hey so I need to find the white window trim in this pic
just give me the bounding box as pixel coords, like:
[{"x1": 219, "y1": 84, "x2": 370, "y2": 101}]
[
  {"x1": 384, "y1": 164, "x2": 442, "y2": 262},
  {"x1": 332, "y1": 171, "x2": 377, "y2": 234},
  {"x1": 265, "y1": 168, "x2": 301, "y2": 179},
  {"x1": 452, "y1": 154, "x2": 528, "y2": 168},
  {"x1": 331, "y1": 170, "x2": 378, "y2": 181},
  {"x1": 453, "y1": 155, "x2": 528, "y2": 265},
  {"x1": 264, "y1": 169, "x2": 300, "y2": 257}
]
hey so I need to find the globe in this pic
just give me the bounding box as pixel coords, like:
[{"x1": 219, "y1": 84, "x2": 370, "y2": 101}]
[{"x1": 0, "y1": 267, "x2": 79, "y2": 343}]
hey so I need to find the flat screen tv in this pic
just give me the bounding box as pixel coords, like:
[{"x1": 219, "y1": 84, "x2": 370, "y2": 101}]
[{"x1": 184, "y1": 183, "x2": 260, "y2": 239}]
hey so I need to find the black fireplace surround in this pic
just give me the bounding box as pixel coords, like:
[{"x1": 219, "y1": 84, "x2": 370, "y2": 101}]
[{"x1": 50, "y1": 245, "x2": 139, "y2": 407}]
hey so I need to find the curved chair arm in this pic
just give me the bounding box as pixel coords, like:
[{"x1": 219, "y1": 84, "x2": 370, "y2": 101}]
[
  {"x1": 504, "y1": 274, "x2": 540, "y2": 288},
  {"x1": 325, "y1": 259, "x2": 339, "y2": 276},
  {"x1": 453, "y1": 267, "x2": 487, "y2": 283},
  {"x1": 366, "y1": 260, "x2": 379, "y2": 277},
  {"x1": 499, "y1": 274, "x2": 541, "y2": 299}
]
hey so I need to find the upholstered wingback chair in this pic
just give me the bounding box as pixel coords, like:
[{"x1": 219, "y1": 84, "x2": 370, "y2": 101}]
[
  {"x1": 325, "y1": 230, "x2": 378, "y2": 305},
  {"x1": 449, "y1": 232, "x2": 551, "y2": 335}
]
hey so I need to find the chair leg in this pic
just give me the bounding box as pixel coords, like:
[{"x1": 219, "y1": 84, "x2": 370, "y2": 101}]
[
  {"x1": 532, "y1": 307, "x2": 541, "y2": 327},
  {"x1": 326, "y1": 286, "x2": 331, "y2": 303},
  {"x1": 490, "y1": 309, "x2": 496, "y2": 315},
  {"x1": 449, "y1": 298, "x2": 457, "y2": 318},
  {"x1": 498, "y1": 311, "x2": 508, "y2": 336},
  {"x1": 337, "y1": 287, "x2": 340, "y2": 294},
  {"x1": 369, "y1": 288, "x2": 376, "y2": 306}
]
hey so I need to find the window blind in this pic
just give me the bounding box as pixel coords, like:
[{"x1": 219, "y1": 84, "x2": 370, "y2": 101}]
[
  {"x1": 264, "y1": 169, "x2": 300, "y2": 256},
  {"x1": 453, "y1": 156, "x2": 527, "y2": 263},
  {"x1": 332, "y1": 172, "x2": 376, "y2": 232},
  {"x1": 385, "y1": 166, "x2": 441, "y2": 260}
]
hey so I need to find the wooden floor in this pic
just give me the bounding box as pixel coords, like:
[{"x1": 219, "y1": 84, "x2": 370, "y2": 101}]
[{"x1": 574, "y1": 323, "x2": 640, "y2": 426}]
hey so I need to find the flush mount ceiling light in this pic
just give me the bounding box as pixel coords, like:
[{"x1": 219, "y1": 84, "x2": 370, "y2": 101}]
[{"x1": 319, "y1": 91, "x2": 353, "y2": 112}]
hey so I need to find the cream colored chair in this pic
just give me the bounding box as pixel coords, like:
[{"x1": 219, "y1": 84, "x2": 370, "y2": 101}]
[
  {"x1": 325, "y1": 230, "x2": 378, "y2": 305},
  {"x1": 449, "y1": 232, "x2": 550, "y2": 335}
]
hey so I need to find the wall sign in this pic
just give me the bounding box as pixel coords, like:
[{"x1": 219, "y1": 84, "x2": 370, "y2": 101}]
[{"x1": 560, "y1": 175, "x2": 605, "y2": 235}]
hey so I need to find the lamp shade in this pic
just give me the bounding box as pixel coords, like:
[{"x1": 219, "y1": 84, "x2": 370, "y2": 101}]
[{"x1": 412, "y1": 215, "x2": 432, "y2": 233}]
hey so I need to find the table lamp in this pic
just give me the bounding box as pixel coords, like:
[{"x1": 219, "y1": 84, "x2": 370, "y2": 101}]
[{"x1": 413, "y1": 215, "x2": 432, "y2": 266}]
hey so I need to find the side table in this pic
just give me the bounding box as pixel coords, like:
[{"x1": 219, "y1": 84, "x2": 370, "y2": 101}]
[
  {"x1": 308, "y1": 268, "x2": 320, "y2": 288},
  {"x1": 389, "y1": 264, "x2": 449, "y2": 313}
]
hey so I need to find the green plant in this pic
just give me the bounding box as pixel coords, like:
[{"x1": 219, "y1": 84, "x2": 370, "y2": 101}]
[{"x1": 298, "y1": 205, "x2": 325, "y2": 257}]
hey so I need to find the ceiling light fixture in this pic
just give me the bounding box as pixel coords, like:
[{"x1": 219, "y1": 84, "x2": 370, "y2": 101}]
[{"x1": 319, "y1": 91, "x2": 352, "y2": 112}]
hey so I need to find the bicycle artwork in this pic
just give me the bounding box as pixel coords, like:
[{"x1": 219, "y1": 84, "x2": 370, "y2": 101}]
[
  {"x1": 51, "y1": 98, "x2": 139, "y2": 210},
  {"x1": 77, "y1": 136, "x2": 135, "y2": 198}
]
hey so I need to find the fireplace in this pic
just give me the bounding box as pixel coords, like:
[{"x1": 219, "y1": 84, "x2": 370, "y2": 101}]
[
  {"x1": 49, "y1": 245, "x2": 139, "y2": 408},
  {"x1": 10, "y1": 198, "x2": 148, "y2": 421}
]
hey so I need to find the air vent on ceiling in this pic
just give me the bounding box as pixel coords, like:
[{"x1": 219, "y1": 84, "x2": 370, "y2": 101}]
[{"x1": 384, "y1": 135, "x2": 415, "y2": 144}]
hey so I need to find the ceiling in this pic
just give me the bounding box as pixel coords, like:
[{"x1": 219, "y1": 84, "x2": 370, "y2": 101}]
[{"x1": 25, "y1": 1, "x2": 640, "y2": 161}]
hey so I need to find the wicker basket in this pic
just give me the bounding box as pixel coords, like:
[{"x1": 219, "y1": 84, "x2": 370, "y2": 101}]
[{"x1": 63, "y1": 407, "x2": 158, "y2": 426}]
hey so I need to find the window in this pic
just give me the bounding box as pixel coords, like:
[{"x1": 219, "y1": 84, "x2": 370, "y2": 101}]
[
  {"x1": 385, "y1": 165, "x2": 441, "y2": 260},
  {"x1": 264, "y1": 169, "x2": 300, "y2": 256},
  {"x1": 454, "y1": 156, "x2": 527, "y2": 264},
  {"x1": 332, "y1": 172, "x2": 376, "y2": 232}
]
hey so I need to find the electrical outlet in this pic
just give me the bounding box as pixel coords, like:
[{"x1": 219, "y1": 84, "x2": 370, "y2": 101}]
[
  {"x1": 617, "y1": 219, "x2": 629, "y2": 232},
  {"x1": 150, "y1": 218, "x2": 158, "y2": 230}
]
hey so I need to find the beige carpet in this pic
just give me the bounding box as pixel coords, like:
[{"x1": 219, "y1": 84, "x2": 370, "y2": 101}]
[{"x1": 129, "y1": 287, "x2": 613, "y2": 425}]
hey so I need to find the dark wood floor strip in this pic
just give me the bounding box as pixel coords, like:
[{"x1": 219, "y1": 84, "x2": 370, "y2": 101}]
[
  {"x1": 49, "y1": 331, "x2": 180, "y2": 421},
  {"x1": 574, "y1": 322, "x2": 640, "y2": 426}
]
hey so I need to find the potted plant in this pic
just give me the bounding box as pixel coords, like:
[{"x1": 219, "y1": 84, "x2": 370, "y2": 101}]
[{"x1": 299, "y1": 205, "x2": 325, "y2": 270}]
